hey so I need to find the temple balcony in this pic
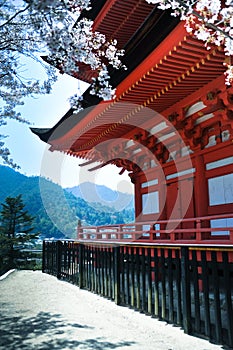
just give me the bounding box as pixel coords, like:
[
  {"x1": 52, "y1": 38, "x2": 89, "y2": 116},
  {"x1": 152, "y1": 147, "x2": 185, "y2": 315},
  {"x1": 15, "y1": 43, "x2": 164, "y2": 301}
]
[{"x1": 77, "y1": 213, "x2": 233, "y2": 246}]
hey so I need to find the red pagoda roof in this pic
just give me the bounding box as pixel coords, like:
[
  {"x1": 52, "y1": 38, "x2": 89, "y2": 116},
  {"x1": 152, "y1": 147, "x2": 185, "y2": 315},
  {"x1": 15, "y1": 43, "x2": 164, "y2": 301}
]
[
  {"x1": 35, "y1": 24, "x2": 226, "y2": 151},
  {"x1": 92, "y1": 0, "x2": 155, "y2": 47},
  {"x1": 31, "y1": 2, "x2": 231, "y2": 174}
]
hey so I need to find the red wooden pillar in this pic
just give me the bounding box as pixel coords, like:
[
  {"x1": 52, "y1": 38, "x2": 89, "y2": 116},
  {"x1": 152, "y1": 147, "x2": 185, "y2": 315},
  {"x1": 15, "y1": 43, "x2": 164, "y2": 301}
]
[
  {"x1": 134, "y1": 178, "x2": 142, "y2": 220},
  {"x1": 158, "y1": 168, "x2": 167, "y2": 220},
  {"x1": 194, "y1": 155, "x2": 209, "y2": 217},
  {"x1": 157, "y1": 169, "x2": 167, "y2": 238},
  {"x1": 194, "y1": 155, "x2": 209, "y2": 240}
]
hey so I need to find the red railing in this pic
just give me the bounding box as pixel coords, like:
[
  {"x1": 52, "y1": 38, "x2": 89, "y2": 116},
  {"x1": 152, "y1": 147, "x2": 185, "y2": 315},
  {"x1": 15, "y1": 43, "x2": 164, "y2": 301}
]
[{"x1": 77, "y1": 213, "x2": 233, "y2": 244}]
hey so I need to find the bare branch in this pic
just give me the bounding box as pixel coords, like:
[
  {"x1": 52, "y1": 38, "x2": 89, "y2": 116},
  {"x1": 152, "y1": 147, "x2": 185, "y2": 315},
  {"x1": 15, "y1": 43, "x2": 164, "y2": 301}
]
[{"x1": 0, "y1": 4, "x2": 30, "y2": 29}]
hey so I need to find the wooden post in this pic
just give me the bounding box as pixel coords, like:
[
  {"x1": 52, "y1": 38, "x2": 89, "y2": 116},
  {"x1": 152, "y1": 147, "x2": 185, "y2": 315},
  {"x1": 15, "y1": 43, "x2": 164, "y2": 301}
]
[
  {"x1": 175, "y1": 248, "x2": 182, "y2": 325},
  {"x1": 56, "y1": 240, "x2": 62, "y2": 280},
  {"x1": 160, "y1": 249, "x2": 166, "y2": 320},
  {"x1": 113, "y1": 246, "x2": 121, "y2": 305},
  {"x1": 200, "y1": 250, "x2": 211, "y2": 338},
  {"x1": 181, "y1": 247, "x2": 191, "y2": 334},
  {"x1": 79, "y1": 243, "x2": 84, "y2": 288},
  {"x1": 222, "y1": 251, "x2": 233, "y2": 348},
  {"x1": 167, "y1": 249, "x2": 174, "y2": 322},
  {"x1": 42, "y1": 240, "x2": 46, "y2": 273},
  {"x1": 196, "y1": 219, "x2": 202, "y2": 241},
  {"x1": 147, "y1": 248, "x2": 152, "y2": 315},
  {"x1": 141, "y1": 248, "x2": 146, "y2": 313},
  {"x1": 153, "y1": 248, "x2": 159, "y2": 317},
  {"x1": 125, "y1": 246, "x2": 130, "y2": 305},
  {"x1": 191, "y1": 249, "x2": 201, "y2": 334},
  {"x1": 211, "y1": 250, "x2": 222, "y2": 344},
  {"x1": 93, "y1": 247, "x2": 98, "y2": 293},
  {"x1": 135, "y1": 247, "x2": 140, "y2": 310}
]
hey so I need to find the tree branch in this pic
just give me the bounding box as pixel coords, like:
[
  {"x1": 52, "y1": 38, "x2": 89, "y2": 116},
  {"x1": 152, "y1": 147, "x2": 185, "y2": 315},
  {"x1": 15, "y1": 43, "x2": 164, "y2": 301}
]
[
  {"x1": 176, "y1": 0, "x2": 233, "y2": 40},
  {"x1": 0, "y1": 4, "x2": 30, "y2": 29}
]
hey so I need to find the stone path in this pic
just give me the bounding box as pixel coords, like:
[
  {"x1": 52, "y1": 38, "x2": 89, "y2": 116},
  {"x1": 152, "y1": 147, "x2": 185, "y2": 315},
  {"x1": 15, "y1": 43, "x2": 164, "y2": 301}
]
[{"x1": 0, "y1": 270, "x2": 224, "y2": 350}]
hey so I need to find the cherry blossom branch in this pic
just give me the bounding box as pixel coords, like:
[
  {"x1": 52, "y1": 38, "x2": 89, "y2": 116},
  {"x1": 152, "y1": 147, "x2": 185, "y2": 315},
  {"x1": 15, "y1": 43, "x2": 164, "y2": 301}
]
[
  {"x1": 145, "y1": 0, "x2": 233, "y2": 85},
  {"x1": 191, "y1": 9, "x2": 233, "y2": 41},
  {"x1": 0, "y1": 4, "x2": 30, "y2": 28}
]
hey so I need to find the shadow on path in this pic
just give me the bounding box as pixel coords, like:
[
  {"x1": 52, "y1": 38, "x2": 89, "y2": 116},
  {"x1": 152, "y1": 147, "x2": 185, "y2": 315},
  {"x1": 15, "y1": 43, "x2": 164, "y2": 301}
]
[{"x1": 0, "y1": 310, "x2": 135, "y2": 349}]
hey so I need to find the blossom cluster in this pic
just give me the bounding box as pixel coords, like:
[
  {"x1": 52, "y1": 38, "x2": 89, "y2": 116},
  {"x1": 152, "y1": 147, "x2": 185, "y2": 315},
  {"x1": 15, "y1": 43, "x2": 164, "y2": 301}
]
[
  {"x1": 0, "y1": 0, "x2": 125, "y2": 164},
  {"x1": 0, "y1": 4, "x2": 125, "y2": 119},
  {"x1": 145, "y1": 0, "x2": 233, "y2": 85},
  {"x1": 28, "y1": 1, "x2": 125, "y2": 104}
]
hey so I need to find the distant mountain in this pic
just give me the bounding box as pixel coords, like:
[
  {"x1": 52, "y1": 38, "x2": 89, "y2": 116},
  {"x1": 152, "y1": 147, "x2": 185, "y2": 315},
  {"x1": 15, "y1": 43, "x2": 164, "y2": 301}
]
[
  {"x1": 0, "y1": 166, "x2": 134, "y2": 239},
  {"x1": 66, "y1": 182, "x2": 134, "y2": 211},
  {"x1": 0, "y1": 166, "x2": 28, "y2": 200}
]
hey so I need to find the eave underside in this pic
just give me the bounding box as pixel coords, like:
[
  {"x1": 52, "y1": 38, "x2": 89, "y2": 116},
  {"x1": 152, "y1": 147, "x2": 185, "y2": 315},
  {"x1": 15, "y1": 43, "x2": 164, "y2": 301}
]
[{"x1": 47, "y1": 32, "x2": 228, "y2": 153}]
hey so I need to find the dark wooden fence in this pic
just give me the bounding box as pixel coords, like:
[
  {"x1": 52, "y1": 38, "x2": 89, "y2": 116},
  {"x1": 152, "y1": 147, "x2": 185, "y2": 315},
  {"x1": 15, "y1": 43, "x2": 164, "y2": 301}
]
[{"x1": 43, "y1": 240, "x2": 233, "y2": 348}]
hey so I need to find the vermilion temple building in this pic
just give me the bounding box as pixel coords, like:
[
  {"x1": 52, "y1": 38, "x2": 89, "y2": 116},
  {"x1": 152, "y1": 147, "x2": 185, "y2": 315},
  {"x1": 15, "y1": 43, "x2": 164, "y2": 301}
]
[{"x1": 32, "y1": 0, "x2": 233, "y2": 244}]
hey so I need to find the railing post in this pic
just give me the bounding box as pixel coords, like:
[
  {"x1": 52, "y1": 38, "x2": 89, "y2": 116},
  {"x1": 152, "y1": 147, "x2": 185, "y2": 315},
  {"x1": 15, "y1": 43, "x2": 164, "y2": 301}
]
[
  {"x1": 79, "y1": 243, "x2": 84, "y2": 288},
  {"x1": 113, "y1": 246, "x2": 121, "y2": 305},
  {"x1": 181, "y1": 246, "x2": 192, "y2": 334},
  {"x1": 230, "y1": 229, "x2": 233, "y2": 242},
  {"x1": 56, "y1": 240, "x2": 62, "y2": 279},
  {"x1": 117, "y1": 225, "x2": 123, "y2": 240},
  {"x1": 196, "y1": 219, "x2": 201, "y2": 241}
]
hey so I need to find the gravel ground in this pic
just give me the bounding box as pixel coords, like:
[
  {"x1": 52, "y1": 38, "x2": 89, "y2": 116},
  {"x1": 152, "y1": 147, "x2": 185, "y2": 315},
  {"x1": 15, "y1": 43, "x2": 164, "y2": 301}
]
[{"x1": 0, "y1": 270, "x2": 224, "y2": 350}]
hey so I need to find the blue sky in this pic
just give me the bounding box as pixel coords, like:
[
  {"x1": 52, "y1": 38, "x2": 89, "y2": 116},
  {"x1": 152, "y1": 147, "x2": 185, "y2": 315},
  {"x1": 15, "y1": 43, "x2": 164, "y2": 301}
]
[{"x1": 0, "y1": 61, "x2": 133, "y2": 194}]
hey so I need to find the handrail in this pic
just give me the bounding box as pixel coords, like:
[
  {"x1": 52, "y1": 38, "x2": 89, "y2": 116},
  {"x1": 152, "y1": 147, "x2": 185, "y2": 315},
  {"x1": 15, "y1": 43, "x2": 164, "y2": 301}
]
[
  {"x1": 77, "y1": 213, "x2": 233, "y2": 244},
  {"x1": 79, "y1": 213, "x2": 233, "y2": 229}
]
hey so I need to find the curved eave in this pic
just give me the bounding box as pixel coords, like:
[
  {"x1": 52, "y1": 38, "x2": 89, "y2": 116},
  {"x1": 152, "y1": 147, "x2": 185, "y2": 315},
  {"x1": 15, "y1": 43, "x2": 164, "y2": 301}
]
[
  {"x1": 46, "y1": 38, "x2": 227, "y2": 156},
  {"x1": 30, "y1": 105, "x2": 100, "y2": 143},
  {"x1": 30, "y1": 127, "x2": 52, "y2": 142},
  {"x1": 30, "y1": 108, "x2": 76, "y2": 143}
]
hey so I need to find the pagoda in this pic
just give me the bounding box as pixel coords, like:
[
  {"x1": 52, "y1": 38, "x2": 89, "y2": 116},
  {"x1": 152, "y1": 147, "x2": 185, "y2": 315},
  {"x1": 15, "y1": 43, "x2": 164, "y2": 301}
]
[{"x1": 32, "y1": 0, "x2": 233, "y2": 244}]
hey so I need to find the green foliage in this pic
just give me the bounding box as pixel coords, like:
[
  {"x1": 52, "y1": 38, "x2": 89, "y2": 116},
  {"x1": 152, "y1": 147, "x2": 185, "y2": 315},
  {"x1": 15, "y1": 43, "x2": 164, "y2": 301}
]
[
  {"x1": 0, "y1": 194, "x2": 38, "y2": 272},
  {"x1": 0, "y1": 194, "x2": 35, "y2": 237}
]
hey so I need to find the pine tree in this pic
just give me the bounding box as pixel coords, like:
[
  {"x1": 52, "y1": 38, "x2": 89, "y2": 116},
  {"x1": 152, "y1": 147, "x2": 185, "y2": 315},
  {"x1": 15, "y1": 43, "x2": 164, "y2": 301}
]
[{"x1": 0, "y1": 194, "x2": 37, "y2": 270}]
